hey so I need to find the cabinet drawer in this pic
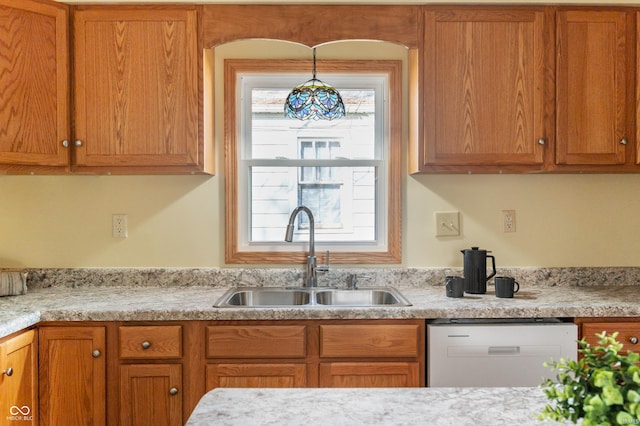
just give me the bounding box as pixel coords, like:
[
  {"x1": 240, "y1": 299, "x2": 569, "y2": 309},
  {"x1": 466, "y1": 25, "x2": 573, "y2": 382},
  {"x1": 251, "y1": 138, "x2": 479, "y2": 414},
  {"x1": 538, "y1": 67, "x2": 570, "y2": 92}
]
[
  {"x1": 206, "y1": 325, "x2": 306, "y2": 358},
  {"x1": 320, "y1": 324, "x2": 419, "y2": 358},
  {"x1": 582, "y1": 322, "x2": 640, "y2": 352},
  {"x1": 206, "y1": 363, "x2": 307, "y2": 389},
  {"x1": 119, "y1": 326, "x2": 182, "y2": 359}
]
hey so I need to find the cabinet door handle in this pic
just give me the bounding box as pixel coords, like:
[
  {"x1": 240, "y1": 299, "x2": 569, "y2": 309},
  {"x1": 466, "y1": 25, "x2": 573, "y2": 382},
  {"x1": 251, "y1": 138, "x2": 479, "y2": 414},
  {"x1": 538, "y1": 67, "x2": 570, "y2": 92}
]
[
  {"x1": 62, "y1": 140, "x2": 70, "y2": 148},
  {"x1": 620, "y1": 137, "x2": 628, "y2": 145},
  {"x1": 74, "y1": 139, "x2": 83, "y2": 147},
  {"x1": 630, "y1": 336, "x2": 638, "y2": 345},
  {"x1": 141, "y1": 341, "x2": 151, "y2": 350},
  {"x1": 2, "y1": 367, "x2": 13, "y2": 377},
  {"x1": 92, "y1": 349, "x2": 101, "y2": 358},
  {"x1": 537, "y1": 138, "x2": 546, "y2": 145},
  {"x1": 169, "y1": 387, "x2": 179, "y2": 396}
]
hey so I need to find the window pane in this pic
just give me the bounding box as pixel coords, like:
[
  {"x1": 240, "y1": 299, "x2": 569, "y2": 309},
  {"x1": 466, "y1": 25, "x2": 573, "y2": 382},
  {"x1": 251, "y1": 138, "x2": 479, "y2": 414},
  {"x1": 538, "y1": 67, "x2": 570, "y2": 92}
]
[
  {"x1": 251, "y1": 89, "x2": 376, "y2": 160},
  {"x1": 250, "y1": 166, "x2": 376, "y2": 242}
]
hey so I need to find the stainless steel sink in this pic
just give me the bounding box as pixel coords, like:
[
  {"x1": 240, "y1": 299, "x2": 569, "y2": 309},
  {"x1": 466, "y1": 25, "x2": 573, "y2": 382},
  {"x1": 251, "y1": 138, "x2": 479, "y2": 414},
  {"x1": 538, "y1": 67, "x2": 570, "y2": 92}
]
[
  {"x1": 218, "y1": 288, "x2": 310, "y2": 307},
  {"x1": 213, "y1": 287, "x2": 411, "y2": 308},
  {"x1": 315, "y1": 288, "x2": 410, "y2": 306}
]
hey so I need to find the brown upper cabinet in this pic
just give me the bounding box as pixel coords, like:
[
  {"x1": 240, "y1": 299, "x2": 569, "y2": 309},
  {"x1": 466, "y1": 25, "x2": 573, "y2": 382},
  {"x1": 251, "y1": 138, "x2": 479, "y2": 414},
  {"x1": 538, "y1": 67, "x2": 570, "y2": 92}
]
[
  {"x1": 73, "y1": 7, "x2": 209, "y2": 174},
  {"x1": 411, "y1": 6, "x2": 640, "y2": 174},
  {"x1": 0, "y1": 0, "x2": 70, "y2": 173},
  {"x1": 411, "y1": 7, "x2": 553, "y2": 173},
  {"x1": 555, "y1": 10, "x2": 635, "y2": 169}
]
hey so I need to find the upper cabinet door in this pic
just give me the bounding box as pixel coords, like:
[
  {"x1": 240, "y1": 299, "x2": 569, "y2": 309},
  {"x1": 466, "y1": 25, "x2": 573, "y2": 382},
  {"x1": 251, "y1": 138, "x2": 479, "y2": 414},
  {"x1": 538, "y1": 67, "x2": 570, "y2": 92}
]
[
  {"x1": 0, "y1": 0, "x2": 70, "y2": 170},
  {"x1": 73, "y1": 8, "x2": 200, "y2": 172},
  {"x1": 556, "y1": 10, "x2": 629, "y2": 166},
  {"x1": 421, "y1": 8, "x2": 549, "y2": 171}
]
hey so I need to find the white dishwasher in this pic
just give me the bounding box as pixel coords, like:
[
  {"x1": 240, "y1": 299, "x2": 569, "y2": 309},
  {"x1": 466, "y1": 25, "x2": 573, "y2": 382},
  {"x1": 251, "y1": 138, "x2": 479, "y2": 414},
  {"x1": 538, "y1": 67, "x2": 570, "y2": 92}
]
[{"x1": 427, "y1": 318, "x2": 577, "y2": 387}]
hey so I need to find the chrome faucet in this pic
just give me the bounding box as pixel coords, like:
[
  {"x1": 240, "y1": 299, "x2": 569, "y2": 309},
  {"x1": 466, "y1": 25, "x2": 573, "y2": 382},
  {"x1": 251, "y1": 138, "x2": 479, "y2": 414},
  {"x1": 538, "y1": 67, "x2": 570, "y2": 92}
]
[{"x1": 284, "y1": 206, "x2": 329, "y2": 287}]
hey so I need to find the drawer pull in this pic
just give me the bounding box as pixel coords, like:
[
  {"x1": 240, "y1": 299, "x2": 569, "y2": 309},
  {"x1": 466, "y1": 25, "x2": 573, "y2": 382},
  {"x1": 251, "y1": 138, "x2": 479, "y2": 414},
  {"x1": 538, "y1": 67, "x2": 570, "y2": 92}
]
[
  {"x1": 630, "y1": 336, "x2": 638, "y2": 345},
  {"x1": 2, "y1": 367, "x2": 13, "y2": 377},
  {"x1": 92, "y1": 349, "x2": 101, "y2": 358},
  {"x1": 169, "y1": 387, "x2": 178, "y2": 396},
  {"x1": 141, "y1": 341, "x2": 151, "y2": 350}
]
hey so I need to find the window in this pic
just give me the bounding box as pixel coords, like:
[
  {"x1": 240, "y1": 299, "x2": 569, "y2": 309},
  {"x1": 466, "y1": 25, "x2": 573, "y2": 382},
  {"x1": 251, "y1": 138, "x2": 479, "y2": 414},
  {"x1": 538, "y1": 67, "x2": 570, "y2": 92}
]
[{"x1": 225, "y1": 59, "x2": 401, "y2": 264}]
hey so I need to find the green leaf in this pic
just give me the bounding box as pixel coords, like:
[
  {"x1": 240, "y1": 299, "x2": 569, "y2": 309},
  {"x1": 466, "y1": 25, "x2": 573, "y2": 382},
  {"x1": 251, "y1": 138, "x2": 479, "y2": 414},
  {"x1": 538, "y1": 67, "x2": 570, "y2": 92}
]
[
  {"x1": 602, "y1": 386, "x2": 624, "y2": 406},
  {"x1": 594, "y1": 370, "x2": 615, "y2": 388},
  {"x1": 616, "y1": 411, "x2": 636, "y2": 425},
  {"x1": 627, "y1": 390, "x2": 640, "y2": 403}
]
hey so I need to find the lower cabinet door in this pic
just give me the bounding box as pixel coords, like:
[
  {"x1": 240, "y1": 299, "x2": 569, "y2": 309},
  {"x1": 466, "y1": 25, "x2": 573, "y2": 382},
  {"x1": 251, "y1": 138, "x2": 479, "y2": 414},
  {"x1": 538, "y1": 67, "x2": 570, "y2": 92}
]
[
  {"x1": 0, "y1": 329, "x2": 38, "y2": 426},
  {"x1": 120, "y1": 364, "x2": 182, "y2": 426},
  {"x1": 39, "y1": 326, "x2": 106, "y2": 426},
  {"x1": 206, "y1": 363, "x2": 307, "y2": 389},
  {"x1": 319, "y1": 362, "x2": 420, "y2": 387}
]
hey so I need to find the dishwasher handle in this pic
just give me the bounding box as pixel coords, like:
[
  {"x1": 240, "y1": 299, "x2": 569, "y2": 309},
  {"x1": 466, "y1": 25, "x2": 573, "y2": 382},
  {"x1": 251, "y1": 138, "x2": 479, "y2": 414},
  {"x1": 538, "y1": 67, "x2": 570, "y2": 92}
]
[{"x1": 488, "y1": 346, "x2": 520, "y2": 355}]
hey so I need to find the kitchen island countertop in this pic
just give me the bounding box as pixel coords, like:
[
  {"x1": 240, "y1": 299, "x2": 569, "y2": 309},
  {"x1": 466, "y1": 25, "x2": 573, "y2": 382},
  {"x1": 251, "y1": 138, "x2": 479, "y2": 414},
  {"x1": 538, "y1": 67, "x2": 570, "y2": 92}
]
[
  {"x1": 1, "y1": 282, "x2": 639, "y2": 338},
  {"x1": 185, "y1": 387, "x2": 570, "y2": 425}
]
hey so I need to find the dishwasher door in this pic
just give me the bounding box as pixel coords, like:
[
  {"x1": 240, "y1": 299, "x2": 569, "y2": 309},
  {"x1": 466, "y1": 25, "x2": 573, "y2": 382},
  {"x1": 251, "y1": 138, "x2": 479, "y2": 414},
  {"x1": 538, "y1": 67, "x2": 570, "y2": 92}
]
[{"x1": 427, "y1": 320, "x2": 577, "y2": 387}]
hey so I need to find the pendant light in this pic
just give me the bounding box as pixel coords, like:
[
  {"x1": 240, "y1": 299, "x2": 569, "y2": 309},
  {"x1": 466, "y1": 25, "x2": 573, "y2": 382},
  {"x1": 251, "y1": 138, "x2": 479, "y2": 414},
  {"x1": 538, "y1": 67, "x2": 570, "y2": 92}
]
[{"x1": 284, "y1": 48, "x2": 345, "y2": 121}]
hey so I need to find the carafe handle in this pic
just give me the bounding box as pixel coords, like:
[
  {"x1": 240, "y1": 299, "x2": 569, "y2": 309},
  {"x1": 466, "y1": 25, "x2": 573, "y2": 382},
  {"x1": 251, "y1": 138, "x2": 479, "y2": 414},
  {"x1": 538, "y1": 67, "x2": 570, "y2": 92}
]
[{"x1": 486, "y1": 255, "x2": 496, "y2": 281}]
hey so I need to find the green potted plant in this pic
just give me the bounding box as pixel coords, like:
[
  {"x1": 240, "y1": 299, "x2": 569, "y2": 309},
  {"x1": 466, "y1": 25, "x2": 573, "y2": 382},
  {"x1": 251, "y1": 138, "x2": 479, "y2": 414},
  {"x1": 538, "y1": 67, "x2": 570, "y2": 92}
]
[{"x1": 539, "y1": 331, "x2": 640, "y2": 425}]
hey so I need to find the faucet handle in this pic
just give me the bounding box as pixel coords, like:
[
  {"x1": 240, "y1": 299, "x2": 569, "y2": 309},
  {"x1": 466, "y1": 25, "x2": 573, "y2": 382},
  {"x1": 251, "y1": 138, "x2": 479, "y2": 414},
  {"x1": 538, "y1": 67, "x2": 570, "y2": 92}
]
[
  {"x1": 316, "y1": 250, "x2": 330, "y2": 274},
  {"x1": 347, "y1": 273, "x2": 372, "y2": 290}
]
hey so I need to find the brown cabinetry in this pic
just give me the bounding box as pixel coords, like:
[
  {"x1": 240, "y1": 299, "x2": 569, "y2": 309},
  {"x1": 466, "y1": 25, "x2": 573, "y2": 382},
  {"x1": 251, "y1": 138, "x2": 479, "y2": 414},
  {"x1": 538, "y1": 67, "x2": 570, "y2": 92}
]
[
  {"x1": 38, "y1": 326, "x2": 106, "y2": 426},
  {"x1": 205, "y1": 324, "x2": 309, "y2": 389},
  {"x1": 319, "y1": 323, "x2": 421, "y2": 387},
  {"x1": 204, "y1": 320, "x2": 424, "y2": 391},
  {"x1": 73, "y1": 7, "x2": 206, "y2": 174},
  {"x1": 576, "y1": 317, "x2": 640, "y2": 354},
  {"x1": 120, "y1": 364, "x2": 182, "y2": 426},
  {"x1": 556, "y1": 10, "x2": 634, "y2": 168},
  {"x1": 412, "y1": 7, "x2": 551, "y2": 173},
  {"x1": 0, "y1": 0, "x2": 70, "y2": 172},
  {"x1": 0, "y1": 329, "x2": 38, "y2": 425},
  {"x1": 118, "y1": 325, "x2": 183, "y2": 426}
]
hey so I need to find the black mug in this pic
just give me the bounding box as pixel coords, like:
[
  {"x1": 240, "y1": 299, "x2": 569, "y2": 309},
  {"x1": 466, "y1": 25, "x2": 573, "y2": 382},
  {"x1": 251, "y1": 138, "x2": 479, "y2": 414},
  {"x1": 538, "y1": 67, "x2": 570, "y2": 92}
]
[
  {"x1": 494, "y1": 276, "x2": 520, "y2": 298},
  {"x1": 445, "y1": 276, "x2": 465, "y2": 298}
]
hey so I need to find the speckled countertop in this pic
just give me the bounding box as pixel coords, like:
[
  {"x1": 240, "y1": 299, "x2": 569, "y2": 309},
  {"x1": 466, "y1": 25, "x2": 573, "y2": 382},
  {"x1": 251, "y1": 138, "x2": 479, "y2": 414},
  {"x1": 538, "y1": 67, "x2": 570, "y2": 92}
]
[
  {"x1": 184, "y1": 387, "x2": 570, "y2": 425},
  {"x1": 1, "y1": 267, "x2": 639, "y2": 339}
]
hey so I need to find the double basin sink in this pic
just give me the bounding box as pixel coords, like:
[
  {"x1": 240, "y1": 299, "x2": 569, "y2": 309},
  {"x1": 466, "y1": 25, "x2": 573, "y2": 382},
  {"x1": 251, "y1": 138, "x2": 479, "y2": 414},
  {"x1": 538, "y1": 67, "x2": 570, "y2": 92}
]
[{"x1": 214, "y1": 286, "x2": 411, "y2": 308}]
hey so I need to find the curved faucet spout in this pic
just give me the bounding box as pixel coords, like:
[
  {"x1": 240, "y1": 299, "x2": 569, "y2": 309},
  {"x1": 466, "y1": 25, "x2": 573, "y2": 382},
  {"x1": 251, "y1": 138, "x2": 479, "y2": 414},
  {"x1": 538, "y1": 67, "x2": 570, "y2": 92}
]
[
  {"x1": 285, "y1": 205, "x2": 328, "y2": 287},
  {"x1": 285, "y1": 206, "x2": 315, "y2": 259}
]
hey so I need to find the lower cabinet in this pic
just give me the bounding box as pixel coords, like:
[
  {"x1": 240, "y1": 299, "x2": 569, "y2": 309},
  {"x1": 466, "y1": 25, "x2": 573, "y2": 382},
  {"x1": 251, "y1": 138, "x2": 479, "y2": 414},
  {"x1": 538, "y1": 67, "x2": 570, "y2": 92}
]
[
  {"x1": 38, "y1": 325, "x2": 106, "y2": 426},
  {"x1": 120, "y1": 364, "x2": 182, "y2": 426},
  {"x1": 206, "y1": 363, "x2": 307, "y2": 388},
  {"x1": 0, "y1": 329, "x2": 38, "y2": 426},
  {"x1": 117, "y1": 325, "x2": 184, "y2": 426},
  {"x1": 29, "y1": 318, "x2": 424, "y2": 425},
  {"x1": 575, "y1": 317, "x2": 640, "y2": 353},
  {"x1": 319, "y1": 362, "x2": 420, "y2": 387},
  {"x1": 204, "y1": 319, "x2": 425, "y2": 391},
  {"x1": 318, "y1": 323, "x2": 422, "y2": 387}
]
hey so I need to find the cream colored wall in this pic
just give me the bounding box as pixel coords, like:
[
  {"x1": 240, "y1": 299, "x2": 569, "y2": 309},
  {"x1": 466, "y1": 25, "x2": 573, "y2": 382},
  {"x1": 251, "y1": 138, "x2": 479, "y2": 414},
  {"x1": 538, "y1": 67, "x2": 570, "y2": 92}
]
[{"x1": 1, "y1": 40, "x2": 640, "y2": 269}]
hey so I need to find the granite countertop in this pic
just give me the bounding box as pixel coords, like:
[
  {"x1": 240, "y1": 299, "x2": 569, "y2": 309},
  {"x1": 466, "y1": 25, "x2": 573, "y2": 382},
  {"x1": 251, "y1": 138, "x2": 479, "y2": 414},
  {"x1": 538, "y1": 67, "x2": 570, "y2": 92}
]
[
  {"x1": 184, "y1": 387, "x2": 571, "y2": 425},
  {"x1": 1, "y1": 279, "x2": 640, "y2": 339}
]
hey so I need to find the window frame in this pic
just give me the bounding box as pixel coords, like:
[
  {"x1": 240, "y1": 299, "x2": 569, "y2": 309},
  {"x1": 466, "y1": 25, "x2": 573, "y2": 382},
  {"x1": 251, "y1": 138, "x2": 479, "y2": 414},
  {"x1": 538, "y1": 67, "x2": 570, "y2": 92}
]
[{"x1": 224, "y1": 59, "x2": 402, "y2": 264}]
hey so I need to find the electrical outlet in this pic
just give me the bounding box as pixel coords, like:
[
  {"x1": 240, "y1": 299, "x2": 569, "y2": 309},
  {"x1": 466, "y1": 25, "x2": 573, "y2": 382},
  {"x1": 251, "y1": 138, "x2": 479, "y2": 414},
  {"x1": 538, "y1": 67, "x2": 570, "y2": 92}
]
[
  {"x1": 502, "y1": 210, "x2": 516, "y2": 233},
  {"x1": 112, "y1": 214, "x2": 128, "y2": 238},
  {"x1": 435, "y1": 211, "x2": 460, "y2": 237}
]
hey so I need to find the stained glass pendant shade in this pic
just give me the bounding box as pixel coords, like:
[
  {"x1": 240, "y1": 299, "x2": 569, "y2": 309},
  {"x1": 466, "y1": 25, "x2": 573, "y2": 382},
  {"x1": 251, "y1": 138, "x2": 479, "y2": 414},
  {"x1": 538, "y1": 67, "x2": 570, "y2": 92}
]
[{"x1": 284, "y1": 49, "x2": 345, "y2": 121}]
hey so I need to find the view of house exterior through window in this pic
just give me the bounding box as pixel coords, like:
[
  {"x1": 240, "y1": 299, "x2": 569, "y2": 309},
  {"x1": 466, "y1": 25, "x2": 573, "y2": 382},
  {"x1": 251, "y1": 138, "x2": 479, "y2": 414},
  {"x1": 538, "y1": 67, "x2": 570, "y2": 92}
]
[{"x1": 242, "y1": 79, "x2": 385, "y2": 247}]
